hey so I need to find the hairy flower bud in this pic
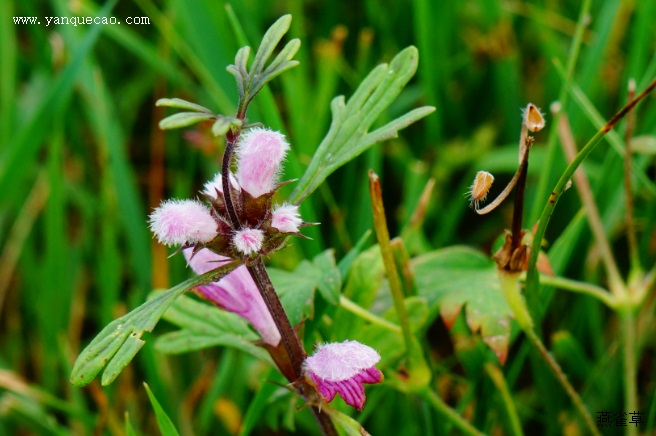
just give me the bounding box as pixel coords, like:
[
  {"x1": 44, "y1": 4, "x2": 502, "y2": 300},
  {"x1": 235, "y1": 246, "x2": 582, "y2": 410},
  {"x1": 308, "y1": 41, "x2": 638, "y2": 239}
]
[
  {"x1": 236, "y1": 128, "x2": 289, "y2": 197},
  {"x1": 271, "y1": 204, "x2": 303, "y2": 233},
  {"x1": 149, "y1": 199, "x2": 217, "y2": 246},
  {"x1": 233, "y1": 228, "x2": 264, "y2": 255}
]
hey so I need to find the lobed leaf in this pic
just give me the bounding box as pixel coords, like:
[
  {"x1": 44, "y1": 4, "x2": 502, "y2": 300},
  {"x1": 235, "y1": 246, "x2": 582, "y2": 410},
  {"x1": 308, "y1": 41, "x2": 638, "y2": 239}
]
[
  {"x1": 249, "y1": 15, "x2": 292, "y2": 79},
  {"x1": 70, "y1": 262, "x2": 238, "y2": 387},
  {"x1": 413, "y1": 247, "x2": 513, "y2": 365},
  {"x1": 289, "y1": 46, "x2": 435, "y2": 204}
]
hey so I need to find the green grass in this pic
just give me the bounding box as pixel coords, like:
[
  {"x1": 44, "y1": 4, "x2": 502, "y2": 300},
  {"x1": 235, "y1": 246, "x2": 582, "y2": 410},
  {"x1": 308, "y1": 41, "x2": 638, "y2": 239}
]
[{"x1": 1, "y1": 0, "x2": 655, "y2": 434}]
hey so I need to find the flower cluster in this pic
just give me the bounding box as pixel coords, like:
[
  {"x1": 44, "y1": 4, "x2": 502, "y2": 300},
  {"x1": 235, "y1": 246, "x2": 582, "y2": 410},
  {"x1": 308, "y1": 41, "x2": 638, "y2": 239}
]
[
  {"x1": 150, "y1": 128, "x2": 305, "y2": 259},
  {"x1": 149, "y1": 128, "x2": 306, "y2": 345},
  {"x1": 149, "y1": 127, "x2": 383, "y2": 411}
]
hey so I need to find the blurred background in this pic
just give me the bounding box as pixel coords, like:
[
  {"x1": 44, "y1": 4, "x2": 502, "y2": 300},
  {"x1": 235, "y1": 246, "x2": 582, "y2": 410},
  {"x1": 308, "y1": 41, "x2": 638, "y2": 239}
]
[{"x1": 2, "y1": 0, "x2": 655, "y2": 434}]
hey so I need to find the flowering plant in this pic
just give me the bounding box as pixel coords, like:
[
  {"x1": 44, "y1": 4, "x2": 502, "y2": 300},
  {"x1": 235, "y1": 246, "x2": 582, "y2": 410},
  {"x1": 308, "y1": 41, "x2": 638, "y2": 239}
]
[{"x1": 70, "y1": 14, "x2": 433, "y2": 434}]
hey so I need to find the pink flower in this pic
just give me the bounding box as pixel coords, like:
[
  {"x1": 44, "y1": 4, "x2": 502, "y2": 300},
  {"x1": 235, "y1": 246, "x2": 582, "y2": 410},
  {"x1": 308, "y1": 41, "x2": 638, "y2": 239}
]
[
  {"x1": 184, "y1": 248, "x2": 281, "y2": 346},
  {"x1": 271, "y1": 204, "x2": 302, "y2": 233},
  {"x1": 236, "y1": 128, "x2": 289, "y2": 197},
  {"x1": 305, "y1": 340, "x2": 383, "y2": 411},
  {"x1": 149, "y1": 199, "x2": 217, "y2": 246},
  {"x1": 233, "y1": 228, "x2": 264, "y2": 256}
]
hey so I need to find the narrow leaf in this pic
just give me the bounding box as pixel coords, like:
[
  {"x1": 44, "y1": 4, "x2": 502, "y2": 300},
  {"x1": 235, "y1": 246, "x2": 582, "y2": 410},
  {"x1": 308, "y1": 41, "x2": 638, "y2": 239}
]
[
  {"x1": 250, "y1": 15, "x2": 292, "y2": 77},
  {"x1": 159, "y1": 112, "x2": 215, "y2": 130},
  {"x1": 144, "y1": 383, "x2": 180, "y2": 436},
  {"x1": 262, "y1": 38, "x2": 301, "y2": 77},
  {"x1": 155, "y1": 98, "x2": 213, "y2": 114},
  {"x1": 70, "y1": 262, "x2": 239, "y2": 386}
]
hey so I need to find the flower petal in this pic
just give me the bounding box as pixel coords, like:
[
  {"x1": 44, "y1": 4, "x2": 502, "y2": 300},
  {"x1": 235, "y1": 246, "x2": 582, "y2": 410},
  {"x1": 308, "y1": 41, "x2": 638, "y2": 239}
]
[{"x1": 183, "y1": 248, "x2": 281, "y2": 346}]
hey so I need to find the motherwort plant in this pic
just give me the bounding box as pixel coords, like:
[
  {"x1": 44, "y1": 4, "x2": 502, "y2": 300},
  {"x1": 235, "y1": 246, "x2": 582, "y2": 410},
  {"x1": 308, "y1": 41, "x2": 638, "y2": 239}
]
[{"x1": 70, "y1": 15, "x2": 433, "y2": 434}]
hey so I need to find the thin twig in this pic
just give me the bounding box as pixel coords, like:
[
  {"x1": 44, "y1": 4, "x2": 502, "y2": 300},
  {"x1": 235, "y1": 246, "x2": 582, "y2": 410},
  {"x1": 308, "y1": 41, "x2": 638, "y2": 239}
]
[
  {"x1": 369, "y1": 170, "x2": 414, "y2": 357},
  {"x1": 554, "y1": 107, "x2": 624, "y2": 296},
  {"x1": 624, "y1": 78, "x2": 640, "y2": 270},
  {"x1": 527, "y1": 77, "x2": 656, "y2": 300}
]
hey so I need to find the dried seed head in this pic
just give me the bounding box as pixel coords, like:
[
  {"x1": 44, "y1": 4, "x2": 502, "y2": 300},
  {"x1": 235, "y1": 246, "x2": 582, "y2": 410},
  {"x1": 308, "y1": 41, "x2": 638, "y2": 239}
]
[
  {"x1": 523, "y1": 103, "x2": 545, "y2": 132},
  {"x1": 468, "y1": 171, "x2": 495, "y2": 209}
]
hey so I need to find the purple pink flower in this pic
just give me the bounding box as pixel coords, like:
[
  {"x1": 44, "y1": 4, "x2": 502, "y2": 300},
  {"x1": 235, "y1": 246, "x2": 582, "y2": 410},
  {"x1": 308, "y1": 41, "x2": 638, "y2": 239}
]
[
  {"x1": 184, "y1": 248, "x2": 281, "y2": 346},
  {"x1": 149, "y1": 199, "x2": 218, "y2": 246},
  {"x1": 305, "y1": 340, "x2": 383, "y2": 411},
  {"x1": 236, "y1": 128, "x2": 289, "y2": 197}
]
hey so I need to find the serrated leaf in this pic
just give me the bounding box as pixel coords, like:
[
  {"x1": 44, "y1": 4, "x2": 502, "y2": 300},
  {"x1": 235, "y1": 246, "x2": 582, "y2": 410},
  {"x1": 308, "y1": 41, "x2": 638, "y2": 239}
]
[
  {"x1": 289, "y1": 46, "x2": 435, "y2": 204},
  {"x1": 313, "y1": 249, "x2": 341, "y2": 305},
  {"x1": 268, "y1": 260, "x2": 322, "y2": 326},
  {"x1": 143, "y1": 383, "x2": 180, "y2": 436},
  {"x1": 70, "y1": 262, "x2": 238, "y2": 386},
  {"x1": 413, "y1": 246, "x2": 512, "y2": 365},
  {"x1": 158, "y1": 112, "x2": 215, "y2": 130},
  {"x1": 154, "y1": 294, "x2": 270, "y2": 362},
  {"x1": 155, "y1": 98, "x2": 213, "y2": 114}
]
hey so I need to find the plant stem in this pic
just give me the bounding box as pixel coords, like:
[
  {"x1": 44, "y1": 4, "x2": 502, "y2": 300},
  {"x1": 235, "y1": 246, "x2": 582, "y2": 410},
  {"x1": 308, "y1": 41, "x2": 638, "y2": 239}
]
[
  {"x1": 526, "y1": 77, "x2": 656, "y2": 299},
  {"x1": 222, "y1": 130, "x2": 242, "y2": 229},
  {"x1": 247, "y1": 259, "x2": 305, "y2": 377},
  {"x1": 529, "y1": 0, "x2": 591, "y2": 223},
  {"x1": 623, "y1": 79, "x2": 640, "y2": 272},
  {"x1": 532, "y1": 274, "x2": 616, "y2": 308},
  {"x1": 499, "y1": 272, "x2": 600, "y2": 436},
  {"x1": 369, "y1": 170, "x2": 415, "y2": 358},
  {"x1": 422, "y1": 389, "x2": 484, "y2": 436},
  {"x1": 485, "y1": 363, "x2": 523, "y2": 436},
  {"x1": 620, "y1": 308, "x2": 638, "y2": 436},
  {"x1": 555, "y1": 109, "x2": 624, "y2": 295},
  {"x1": 339, "y1": 296, "x2": 402, "y2": 333}
]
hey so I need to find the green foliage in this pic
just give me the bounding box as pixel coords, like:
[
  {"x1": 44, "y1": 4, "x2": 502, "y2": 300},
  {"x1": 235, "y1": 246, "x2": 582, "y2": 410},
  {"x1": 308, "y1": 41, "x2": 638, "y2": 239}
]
[
  {"x1": 70, "y1": 262, "x2": 239, "y2": 387},
  {"x1": 289, "y1": 46, "x2": 435, "y2": 204},
  {"x1": 144, "y1": 383, "x2": 180, "y2": 436},
  {"x1": 414, "y1": 247, "x2": 512, "y2": 364},
  {"x1": 4, "y1": 0, "x2": 656, "y2": 435},
  {"x1": 155, "y1": 293, "x2": 269, "y2": 361}
]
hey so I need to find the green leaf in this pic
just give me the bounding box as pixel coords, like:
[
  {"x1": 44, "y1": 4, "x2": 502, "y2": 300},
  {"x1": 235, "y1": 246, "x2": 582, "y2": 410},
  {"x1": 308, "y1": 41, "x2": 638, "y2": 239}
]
[
  {"x1": 413, "y1": 247, "x2": 512, "y2": 365},
  {"x1": 211, "y1": 116, "x2": 242, "y2": 137},
  {"x1": 70, "y1": 262, "x2": 239, "y2": 387},
  {"x1": 289, "y1": 46, "x2": 435, "y2": 204},
  {"x1": 158, "y1": 112, "x2": 215, "y2": 130},
  {"x1": 313, "y1": 249, "x2": 341, "y2": 305},
  {"x1": 334, "y1": 245, "x2": 385, "y2": 341},
  {"x1": 249, "y1": 15, "x2": 292, "y2": 81},
  {"x1": 143, "y1": 383, "x2": 180, "y2": 436},
  {"x1": 155, "y1": 97, "x2": 213, "y2": 114},
  {"x1": 328, "y1": 407, "x2": 371, "y2": 436},
  {"x1": 226, "y1": 14, "x2": 300, "y2": 110},
  {"x1": 154, "y1": 294, "x2": 270, "y2": 362}
]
